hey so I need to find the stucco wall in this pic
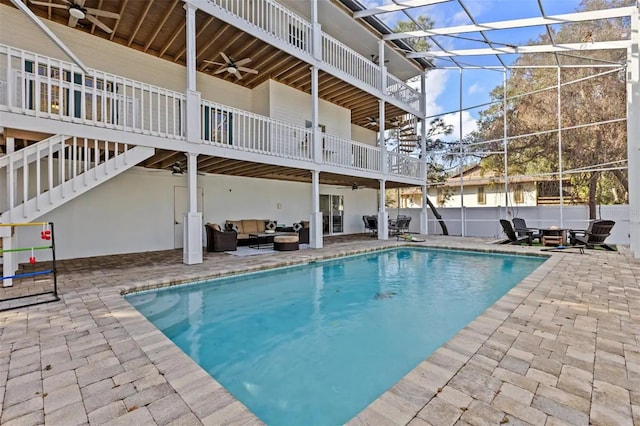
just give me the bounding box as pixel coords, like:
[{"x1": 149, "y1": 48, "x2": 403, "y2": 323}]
[{"x1": 12, "y1": 167, "x2": 378, "y2": 261}]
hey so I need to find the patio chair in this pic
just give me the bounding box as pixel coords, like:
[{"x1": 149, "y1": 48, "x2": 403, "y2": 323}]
[
  {"x1": 499, "y1": 219, "x2": 532, "y2": 245},
  {"x1": 364, "y1": 215, "x2": 378, "y2": 237},
  {"x1": 568, "y1": 220, "x2": 616, "y2": 251},
  {"x1": 512, "y1": 217, "x2": 542, "y2": 243},
  {"x1": 205, "y1": 224, "x2": 237, "y2": 252}
]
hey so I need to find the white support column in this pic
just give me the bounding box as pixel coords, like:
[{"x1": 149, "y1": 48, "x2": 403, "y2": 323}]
[
  {"x1": 310, "y1": 170, "x2": 323, "y2": 248},
  {"x1": 503, "y1": 69, "x2": 509, "y2": 220},
  {"x1": 458, "y1": 69, "x2": 465, "y2": 236},
  {"x1": 379, "y1": 100, "x2": 387, "y2": 173},
  {"x1": 184, "y1": 2, "x2": 202, "y2": 144},
  {"x1": 628, "y1": 5, "x2": 640, "y2": 258},
  {"x1": 311, "y1": 0, "x2": 322, "y2": 61},
  {"x1": 378, "y1": 179, "x2": 389, "y2": 240},
  {"x1": 420, "y1": 184, "x2": 428, "y2": 235},
  {"x1": 557, "y1": 67, "x2": 564, "y2": 228},
  {"x1": 2, "y1": 136, "x2": 16, "y2": 287},
  {"x1": 379, "y1": 39, "x2": 387, "y2": 94},
  {"x1": 311, "y1": 66, "x2": 323, "y2": 163},
  {"x1": 183, "y1": 152, "x2": 202, "y2": 265}
]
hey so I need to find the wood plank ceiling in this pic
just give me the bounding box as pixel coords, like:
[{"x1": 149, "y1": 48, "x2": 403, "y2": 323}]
[{"x1": 2, "y1": 0, "x2": 416, "y2": 188}]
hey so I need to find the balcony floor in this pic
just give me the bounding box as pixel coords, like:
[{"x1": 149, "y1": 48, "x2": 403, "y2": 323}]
[{"x1": 1, "y1": 235, "x2": 638, "y2": 425}]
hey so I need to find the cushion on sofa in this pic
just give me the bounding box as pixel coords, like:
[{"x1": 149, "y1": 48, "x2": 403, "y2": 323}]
[
  {"x1": 225, "y1": 220, "x2": 241, "y2": 232},
  {"x1": 241, "y1": 220, "x2": 259, "y2": 233}
]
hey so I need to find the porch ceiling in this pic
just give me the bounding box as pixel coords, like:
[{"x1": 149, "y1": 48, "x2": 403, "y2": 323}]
[
  {"x1": 1, "y1": 0, "x2": 407, "y2": 130},
  {"x1": 143, "y1": 149, "x2": 410, "y2": 189}
]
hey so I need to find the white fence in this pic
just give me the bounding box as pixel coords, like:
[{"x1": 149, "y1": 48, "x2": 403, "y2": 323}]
[{"x1": 387, "y1": 205, "x2": 630, "y2": 245}]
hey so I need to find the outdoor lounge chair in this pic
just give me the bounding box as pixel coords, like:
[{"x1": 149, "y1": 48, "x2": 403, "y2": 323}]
[
  {"x1": 568, "y1": 219, "x2": 616, "y2": 251},
  {"x1": 499, "y1": 219, "x2": 532, "y2": 245},
  {"x1": 205, "y1": 224, "x2": 237, "y2": 252},
  {"x1": 512, "y1": 217, "x2": 542, "y2": 243},
  {"x1": 364, "y1": 215, "x2": 378, "y2": 236}
]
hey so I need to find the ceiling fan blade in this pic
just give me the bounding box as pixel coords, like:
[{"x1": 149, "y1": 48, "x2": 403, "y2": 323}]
[
  {"x1": 234, "y1": 58, "x2": 252, "y2": 66},
  {"x1": 235, "y1": 72, "x2": 243, "y2": 80},
  {"x1": 237, "y1": 66, "x2": 258, "y2": 74},
  {"x1": 85, "y1": 8, "x2": 120, "y2": 19},
  {"x1": 29, "y1": 1, "x2": 67, "y2": 9},
  {"x1": 85, "y1": 14, "x2": 113, "y2": 34},
  {"x1": 68, "y1": 15, "x2": 79, "y2": 28},
  {"x1": 213, "y1": 66, "x2": 228, "y2": 75},
  {"x1": 203, "y1": 60, "x2": 225, "y2": 66},
  {"x1": 220, "y1": 52, "x2": 231, "y2": 65},
  {"x1": 76, "y1": 0, "x2": 86, "y2": 6}
]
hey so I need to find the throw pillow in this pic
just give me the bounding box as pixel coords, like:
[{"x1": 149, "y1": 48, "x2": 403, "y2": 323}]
[
  {"x1": 266, "y1": 221, "x2": 277, "y2": 231},
  {"x1": 292, "y1": 222, "x2": 302, "y2": 232}
]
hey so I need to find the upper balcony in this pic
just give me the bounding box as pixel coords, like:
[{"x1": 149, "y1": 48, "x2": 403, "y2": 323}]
[
  {"x1": 1, "y1": 1, "x2": 423, "y2": 134},
  {"x1": 0, "y1": 45, "x2": 424, "y2": 185}
]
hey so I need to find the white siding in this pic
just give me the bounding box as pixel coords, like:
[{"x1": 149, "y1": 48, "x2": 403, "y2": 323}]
[
  {"x1": 351, "y1": 124, "x2": 377, "y2": 145},
  {"x1": 429, "y1": 183, "x2": 537, "y2": 208}
]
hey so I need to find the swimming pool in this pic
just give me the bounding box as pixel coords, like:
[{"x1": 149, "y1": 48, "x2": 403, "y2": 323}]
[{"x1": 126, "y1": 247, "x2": 544, "y2": 425}]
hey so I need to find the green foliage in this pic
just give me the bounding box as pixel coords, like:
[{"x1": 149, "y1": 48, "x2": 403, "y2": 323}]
[
  {"x1": 467, "y1": 0, "x2": 629, "y2": 217},
  {"x1": 394, "y1": 15, "x2": 434, "y2": 52}
]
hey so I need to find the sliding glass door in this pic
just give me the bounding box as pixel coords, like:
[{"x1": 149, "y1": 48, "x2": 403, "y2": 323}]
[{"x1": 320, "y1": 195, "x2": 344, "y2": 235}]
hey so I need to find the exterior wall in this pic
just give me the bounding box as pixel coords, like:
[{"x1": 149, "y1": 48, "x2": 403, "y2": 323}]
[
  {"x1": 252, "y1": 81, "x2": 271, "y2": 116},
  {"x1": 12, "y1": 167, "x2": 378, "y2": 262},
  {"x1": 268, "y1": 81, "x2": 352, "y2": 139},
  {"x1": 428, "y1": 182, "x2": 537, "y2": 208},
  {"x1": 351, "y1": 124, "x2": 377, "y2": 146},
  {"x1": 0, "y1": 5, "x2": 252, "y2": 110}
]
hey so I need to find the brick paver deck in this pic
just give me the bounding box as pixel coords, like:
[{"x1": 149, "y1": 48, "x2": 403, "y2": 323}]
[{"x1": 1, "y1": 235, "x2": 639, "y2": 425}]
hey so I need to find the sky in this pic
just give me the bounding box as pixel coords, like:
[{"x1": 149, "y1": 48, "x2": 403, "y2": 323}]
[{"x1": 362, "y1": 0, "x2": 589, "y2": 140}]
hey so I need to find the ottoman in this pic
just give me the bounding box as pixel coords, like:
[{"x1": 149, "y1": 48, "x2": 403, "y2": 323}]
[{"x1": 273, "y1": 235, "x2": 299, "y2": 251}]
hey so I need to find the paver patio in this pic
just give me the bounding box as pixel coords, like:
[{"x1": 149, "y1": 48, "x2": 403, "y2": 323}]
[{"x1": 1, "y1": 235, "x2": 639, "y2": 425}]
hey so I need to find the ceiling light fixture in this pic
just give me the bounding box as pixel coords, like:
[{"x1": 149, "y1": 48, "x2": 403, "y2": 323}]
[{"x1": 69, "y1": 5, "x2": 86, "y2": 19}]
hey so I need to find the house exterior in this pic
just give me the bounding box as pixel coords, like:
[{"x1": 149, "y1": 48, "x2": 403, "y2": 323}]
[
  {"x1": 0, "y1": 0, "x2": 432, "y2": 274},
  {"x1": 397, "y1": 165, "x2": 578, "y2": 209}
]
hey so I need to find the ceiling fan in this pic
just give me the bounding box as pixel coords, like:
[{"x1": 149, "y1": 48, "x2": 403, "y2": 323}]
[
  {"x1": 364, "y1": 117, "x2": 378, "y2": 127},
  {"x1": 204, "y1": 52, "x2": 258, "y2": 80},
  {"x1": 29, "y1": 0, "x2": 120, "y2": 34}
]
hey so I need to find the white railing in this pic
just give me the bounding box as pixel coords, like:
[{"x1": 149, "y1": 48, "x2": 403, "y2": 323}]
[
  {"x1": 386, "y1": 74, "x2": 421, "y2": 112},
  {"x1": 0, "y1": 45, "x2": 185, "y2": 139},
  {"x1": 201, "y1": 100, "x2": 313, "y2": 160},
  {"x1": 1, "y1": 135, "x2": 131, "y2": 218},
  {"x1": 323, "y1": 134, "x2": 382, "y2": 172},
  {"x1": 211, "y1": 0, "x2": 312, "y2": 54},
  {"x1": 322, "y1": 34, "x2": 381, "y2": 91},
  {"x1": 387, "y1": 151, "x2": 423, "y2": 179}
]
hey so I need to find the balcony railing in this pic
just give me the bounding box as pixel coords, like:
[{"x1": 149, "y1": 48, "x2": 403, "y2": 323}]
[
  {"x1": 211, "y1": 0, "x2": 312, "y2": 54},
  {"x1": 388, "y1": 151, "x2": 423, "y2": 179},
  {"x1": 323, "y1": 134, "x2": 381, "y2": 172},
  {"x1": 201, "y1": 99, "x2": 313, "y2": 161},
  {"x1": 211, "y1": 0, "x2": 421, "y2": 113},
  {"x1": 1, "y1": 45, "x2": 424, "y2": 181},
  {"x1": 0, "y1": 45, "x2": 185, "y2": 139}
]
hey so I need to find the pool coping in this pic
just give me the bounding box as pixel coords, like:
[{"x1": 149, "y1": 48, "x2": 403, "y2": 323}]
[{"x1": 106, "y1": 241, "x2": 556, "y2": 425}]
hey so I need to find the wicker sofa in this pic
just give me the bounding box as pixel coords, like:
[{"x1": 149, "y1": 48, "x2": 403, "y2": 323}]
[{"x1": 224, "y1": 219, "x2": 275, "y2": 245}]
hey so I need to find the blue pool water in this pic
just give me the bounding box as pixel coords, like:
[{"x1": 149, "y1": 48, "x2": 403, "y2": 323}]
[{"x1": 126, "y1": 248, "x2": 544, "y2": 425}]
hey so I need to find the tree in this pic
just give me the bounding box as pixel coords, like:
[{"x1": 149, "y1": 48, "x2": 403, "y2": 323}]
[{"x1": 469, "y1": 0, "x2": 629, "y2": 219}]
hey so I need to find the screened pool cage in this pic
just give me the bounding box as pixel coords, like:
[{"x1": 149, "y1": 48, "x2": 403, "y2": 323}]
[{"x1": 359, "y1": 0, "x2": 639, "y2": 256}]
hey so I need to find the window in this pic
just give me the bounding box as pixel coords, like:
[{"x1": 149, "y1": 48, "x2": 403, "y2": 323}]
[
  {"x1": 477, "y1": 187, "x2": 486, "y2": 204},
  {"x1": 203, "y1": 106, "x2": 232, "y2": 144},
  {"x1": 514, "y1": 184, "x2": 524, "y2": 204}
]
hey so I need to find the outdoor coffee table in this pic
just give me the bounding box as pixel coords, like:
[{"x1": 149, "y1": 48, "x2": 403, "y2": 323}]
[{"x1": 248, "y1": 232, "x2": 287, "y2": 249}]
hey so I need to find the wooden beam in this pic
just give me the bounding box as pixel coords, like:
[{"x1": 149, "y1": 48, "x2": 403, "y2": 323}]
[
  {"x1": 159, "y1": 21, "x2": 185, "y2": 58},
  {"x1": 127, "y1": 0, "x2": 153, "y2": 47},
  {"x1": 109, "y1": 0, "x2": 129, "y2": 41},
  {"x1": 144, "y1": 0, "x2": 180, "y2": 53}
]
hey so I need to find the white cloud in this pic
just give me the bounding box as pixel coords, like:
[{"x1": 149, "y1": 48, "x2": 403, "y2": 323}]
[
  {"x1": 441, "y1": 110, "x2": 478, "y2": 140},
  {"x1": 468, "y1": 83, "x2": 481, "y2": 95}
]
